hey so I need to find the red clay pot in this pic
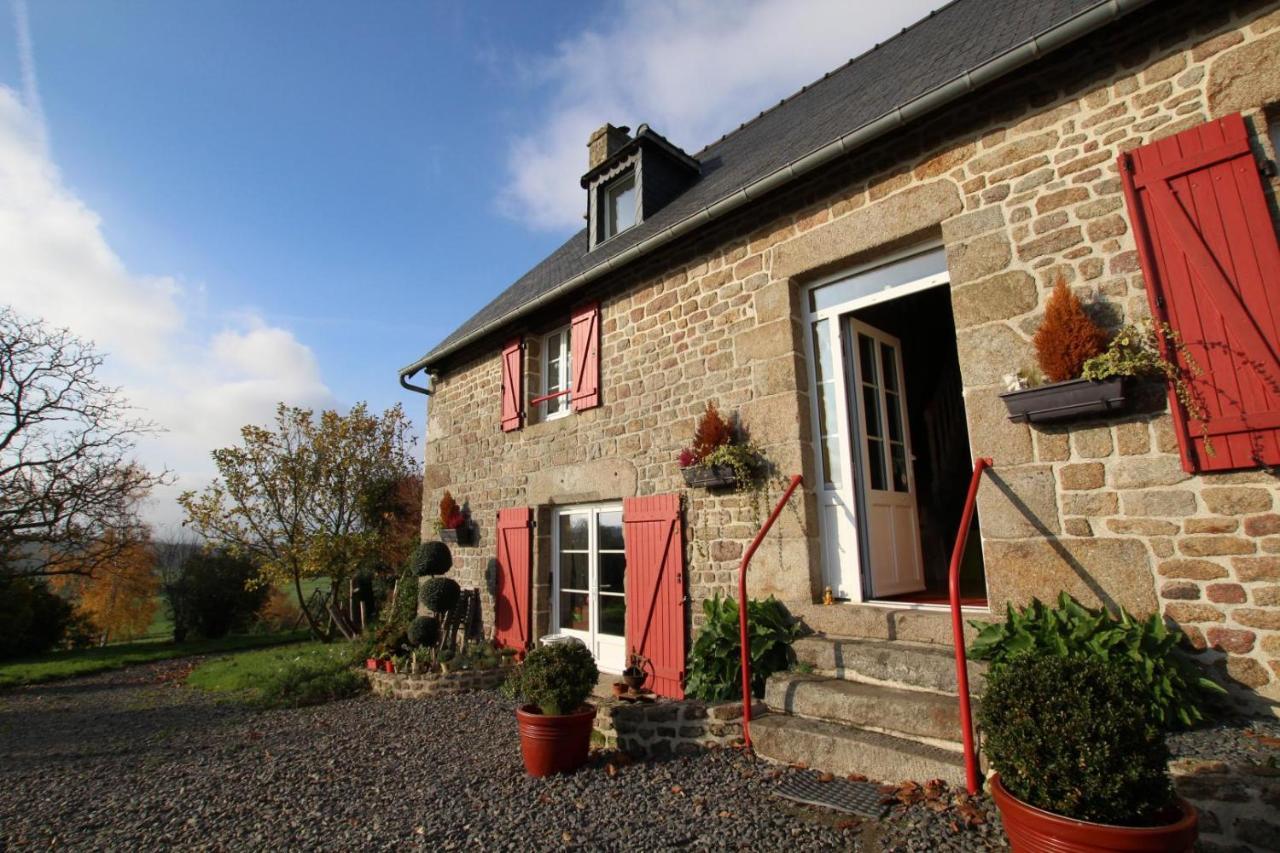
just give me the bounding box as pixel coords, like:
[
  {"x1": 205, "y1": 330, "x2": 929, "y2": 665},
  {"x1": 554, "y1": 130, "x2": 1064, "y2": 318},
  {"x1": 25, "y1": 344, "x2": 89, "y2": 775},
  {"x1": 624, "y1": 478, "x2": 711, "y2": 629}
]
[
  {"x1": 515, "y1": 704, "x2": 596, "y2": 777},
  {"x1": 365, "y1": 658, "x2": 378, "y2": 671},
  {"x1": 990, "y1": 772, "x2": 1198, "y2": 852},
  {"x1": 380, "y1": 660, "x2": 395, "y2": 674}
]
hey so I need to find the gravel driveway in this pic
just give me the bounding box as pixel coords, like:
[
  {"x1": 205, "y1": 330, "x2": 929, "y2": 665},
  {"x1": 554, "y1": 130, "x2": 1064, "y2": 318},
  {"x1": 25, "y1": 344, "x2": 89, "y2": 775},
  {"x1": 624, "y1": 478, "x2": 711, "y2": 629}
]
[{"x1": 0, "y1": 660, "x2": 1004, "y2": 851}]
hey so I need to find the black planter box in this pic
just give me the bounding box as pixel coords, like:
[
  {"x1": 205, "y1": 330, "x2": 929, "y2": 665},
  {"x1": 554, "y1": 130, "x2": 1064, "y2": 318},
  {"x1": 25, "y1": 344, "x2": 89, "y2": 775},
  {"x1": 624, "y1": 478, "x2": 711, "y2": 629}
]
[
  {"x1": 1000, "y1": 377, "x2": 1129, "y2": 424},
  {"x1": 440, "y1": 526, "x2": 475, "y2": 547},
  {"x1": 681, "y1": 464, "x2": 739, "y2": 490}
]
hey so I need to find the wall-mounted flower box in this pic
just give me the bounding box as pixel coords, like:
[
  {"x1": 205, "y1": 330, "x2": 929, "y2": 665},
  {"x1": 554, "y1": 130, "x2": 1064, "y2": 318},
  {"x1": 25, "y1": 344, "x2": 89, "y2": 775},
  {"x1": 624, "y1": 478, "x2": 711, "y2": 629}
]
[
  {"x1": 439, "y1": 525, "x2": 475, "y2": 546},
  {"x1": 1000, "y1": 377, "x2": 1128, "y2": 424},
  {"x1": 681, "y1": 464, "x2": 739, "y2": 490}
]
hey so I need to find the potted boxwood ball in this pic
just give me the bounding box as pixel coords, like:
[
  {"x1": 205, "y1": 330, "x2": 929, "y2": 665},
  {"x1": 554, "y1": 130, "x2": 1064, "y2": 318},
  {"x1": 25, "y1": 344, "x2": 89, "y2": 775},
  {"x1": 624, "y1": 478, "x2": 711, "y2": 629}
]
[
  {"x1": 409, "y1": 541, "x2": 453, "y2": 577},
  {"x1": 979, "y1": 652, "x2": 1197, "y2": 852},
  {"x1": 511, "y1": 638, "x2": 599, "y2": 777}
]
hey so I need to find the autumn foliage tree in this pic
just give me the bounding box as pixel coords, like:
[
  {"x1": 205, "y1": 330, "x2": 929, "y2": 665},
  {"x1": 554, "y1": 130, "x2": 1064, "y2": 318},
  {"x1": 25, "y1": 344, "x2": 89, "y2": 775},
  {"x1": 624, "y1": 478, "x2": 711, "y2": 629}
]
[
  {"x1": 69, "y1": 532, "x2": 158, "y2": 644},
  {"x1": 179, "y1": 402, "x2": 418, "y2": 638},
  {"x1": 1033, "y1": 279, "x2": 1108, "y2": 382}
]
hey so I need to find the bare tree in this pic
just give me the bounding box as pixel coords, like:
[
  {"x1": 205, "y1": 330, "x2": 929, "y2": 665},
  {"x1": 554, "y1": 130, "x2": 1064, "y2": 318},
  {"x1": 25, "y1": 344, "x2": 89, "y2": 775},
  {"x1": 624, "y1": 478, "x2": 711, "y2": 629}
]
[{"x1": 0, "y1": 307, "x2": 167, "y2": 579}]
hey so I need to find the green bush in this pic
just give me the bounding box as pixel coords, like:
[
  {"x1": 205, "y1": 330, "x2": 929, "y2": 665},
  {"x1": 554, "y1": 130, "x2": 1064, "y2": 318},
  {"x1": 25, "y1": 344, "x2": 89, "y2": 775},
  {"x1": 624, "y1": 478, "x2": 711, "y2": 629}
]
[
  {"x1": 387, "y1": 566, "x2": 418, "y2": 629},
  {"x1": 170, "y1": 551, "x2": 270, "y2": 640},
  {"x1": 0, "y1": 577, "x2": 77, "y2": 659},
  {"x1": 979, "y1": 653, "x2": 1176, "y2": 826},
  {"x1": 420, "y1": 577, "x2": 460, "y2": 615},
  {"x1": 685, "y1": 594, "x2": 800, "y2": 701},
  {"x1": 508, "y1": 639, "x2": 598, "y2": 715},
  {"x1": 408, "y1": 615, "x2": 439, "y2": 648},
  {"x1": 968, "y1": 592, "x2": 1224, "y2": 729},
  {"x1": 409, "y1": 541, "x2": 452, "y2": 577}
]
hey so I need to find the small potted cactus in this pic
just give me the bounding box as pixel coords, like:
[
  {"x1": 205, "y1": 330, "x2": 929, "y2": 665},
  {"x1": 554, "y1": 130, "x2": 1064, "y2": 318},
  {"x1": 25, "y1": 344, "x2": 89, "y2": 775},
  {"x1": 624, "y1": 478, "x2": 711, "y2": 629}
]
[{"x1": 509, "y1": 638, "x2": 600, "y2": 777}]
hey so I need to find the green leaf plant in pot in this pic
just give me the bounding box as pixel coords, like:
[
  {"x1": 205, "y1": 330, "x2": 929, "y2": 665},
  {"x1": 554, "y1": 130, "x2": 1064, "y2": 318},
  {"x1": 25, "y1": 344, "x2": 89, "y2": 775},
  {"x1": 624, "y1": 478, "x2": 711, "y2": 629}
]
[
  {"x1": 509, "y1": 638, "x2": 599, "y2": 777},
  {"x1": 979, "y1": 652, "x2": 1198, "y2": 852}
]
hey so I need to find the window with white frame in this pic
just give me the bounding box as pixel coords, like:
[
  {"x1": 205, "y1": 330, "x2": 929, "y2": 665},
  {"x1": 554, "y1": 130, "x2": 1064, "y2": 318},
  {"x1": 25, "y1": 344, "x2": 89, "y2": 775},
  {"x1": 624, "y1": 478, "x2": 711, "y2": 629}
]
[
  {"x1": 541, "y1": 326, "x2": 573, "y2": 419},
  {"x1": 603, "y1": 171, "x2": 638, "y2": 239},
  {"x1": 553, "y1": 504, "x2": 626, "y2": 672}
]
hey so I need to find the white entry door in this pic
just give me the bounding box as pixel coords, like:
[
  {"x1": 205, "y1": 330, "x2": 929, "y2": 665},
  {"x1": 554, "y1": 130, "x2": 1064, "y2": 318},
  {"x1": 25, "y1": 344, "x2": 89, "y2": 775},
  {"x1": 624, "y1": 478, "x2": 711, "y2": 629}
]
[
  {"x1": 846, "y1": 319, "x2": 925, "y2": 598},
  {"x1": 552, "y1": 505, "x2": 627, "y2": 673}
]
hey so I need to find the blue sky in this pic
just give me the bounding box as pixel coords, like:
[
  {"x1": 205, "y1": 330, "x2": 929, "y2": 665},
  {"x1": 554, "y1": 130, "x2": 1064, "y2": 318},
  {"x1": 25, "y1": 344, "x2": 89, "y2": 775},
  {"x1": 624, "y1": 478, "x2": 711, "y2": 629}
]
[{"x1": 0, "y1": 0, "x2": 936, "y2": 527}]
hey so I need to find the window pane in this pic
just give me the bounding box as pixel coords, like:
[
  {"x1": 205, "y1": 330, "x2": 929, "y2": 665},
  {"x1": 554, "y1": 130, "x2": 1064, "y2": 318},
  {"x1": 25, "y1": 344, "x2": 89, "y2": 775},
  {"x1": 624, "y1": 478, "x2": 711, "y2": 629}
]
[
  {"x1": 885, "y1": 392, "x2": 904, "y2": 443},
  {"x1": 598, "y1": 595, "x2": 626, "y2": 637},
  {"x1": 880, "y1": 343, "x2": 899, "y2": 393},
  {"x1": 609, "y1": 175, "x2": 637, "y2": 235},
  {"x1": 597, "y1": 511, "x2": 624, "y2": 551},
  {"x1": 559, "y1": 591, "x2": 590, "y2": 632},
  {"x1": 862, "y1": 389, "x2": 882, "y2": 439},
  {"x1": 559, "y1": 513, "x2": 588, "y2": 550},
  {"x1": 890, "y1": 442, "x2": 910, "y2": 493},
  {"x1": 858, "y1": 334, "x2": 877, "y2": 386},
  {"x1": 599, "y1": 552, "x2": 626, "y2": 594},
  {"x1": 811, "y1": 320, "x2": 833, "y2": 383},
  {"x1": 866, "y1": 438, "x2": 887, "y2": 491},
  {"x1": 821, "y1": 436, "x2": 842, "y2": 490},
  {"x1": 560, "y1": 552, "x2": 589, "y2": 590}
]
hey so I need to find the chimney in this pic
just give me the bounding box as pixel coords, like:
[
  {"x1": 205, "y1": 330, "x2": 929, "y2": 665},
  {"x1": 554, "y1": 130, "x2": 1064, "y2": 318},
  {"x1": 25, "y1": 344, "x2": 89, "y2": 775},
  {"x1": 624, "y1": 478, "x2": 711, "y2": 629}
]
[{"x1": 587, "y1": 124, "x2": 631, "y2": 170}]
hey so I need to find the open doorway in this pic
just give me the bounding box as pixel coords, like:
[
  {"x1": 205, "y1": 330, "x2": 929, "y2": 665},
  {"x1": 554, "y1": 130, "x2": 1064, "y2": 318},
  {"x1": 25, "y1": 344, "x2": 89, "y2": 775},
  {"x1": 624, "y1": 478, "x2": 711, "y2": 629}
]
[{"x1": 852, "y1": 286, "x2": 986, "y2": 605}]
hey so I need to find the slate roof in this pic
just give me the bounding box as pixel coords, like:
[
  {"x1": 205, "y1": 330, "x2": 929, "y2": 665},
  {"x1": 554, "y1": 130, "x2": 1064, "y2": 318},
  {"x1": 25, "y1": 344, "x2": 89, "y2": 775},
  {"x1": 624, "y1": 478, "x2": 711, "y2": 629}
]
[{"x1": 409, "y1": 0, "x2": 1117, "y2": 372}]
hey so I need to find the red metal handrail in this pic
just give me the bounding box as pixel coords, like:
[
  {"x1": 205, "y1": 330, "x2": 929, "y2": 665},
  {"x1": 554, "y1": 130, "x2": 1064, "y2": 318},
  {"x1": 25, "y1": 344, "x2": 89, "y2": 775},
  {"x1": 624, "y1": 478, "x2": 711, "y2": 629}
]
[
  {"x1": 739, "y1": 474, "x2": 803, "y2": 749},
  {"x1": 950, "y1": 457, "x2": 992, "y2": 795}
]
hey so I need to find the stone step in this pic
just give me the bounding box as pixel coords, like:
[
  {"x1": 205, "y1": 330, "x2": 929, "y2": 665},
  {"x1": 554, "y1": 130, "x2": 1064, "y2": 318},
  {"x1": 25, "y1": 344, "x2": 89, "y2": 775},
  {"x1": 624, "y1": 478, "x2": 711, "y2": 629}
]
[
  {"x1": 765, "y1": 672, "x2": 967, "y2": 744},
  {"x1": 751, "y1": 713, "x2": 967, "y2": 785},
  {"x1": 792, "y1": 634, "x2": 987, "y2": 695}
]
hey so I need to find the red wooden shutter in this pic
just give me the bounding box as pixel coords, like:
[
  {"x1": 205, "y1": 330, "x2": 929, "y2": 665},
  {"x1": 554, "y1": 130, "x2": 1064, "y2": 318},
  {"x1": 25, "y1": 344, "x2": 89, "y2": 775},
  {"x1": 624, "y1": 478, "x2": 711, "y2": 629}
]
[
  {"x1": 570, "y1": 302, "x2": 600, "y2": 412},
  {"x1": 623, "y1": 494, "x2": 686, "y2": 699},
  {"x1": 500, "y1": 337, "x2": 524, "y2": 432},
  {"x1": 494, "y1": 507, "x2": 532, "y2": 652},
  {"x1": 1119, "y1": 112, "x2": 1280, "y2": 472}
]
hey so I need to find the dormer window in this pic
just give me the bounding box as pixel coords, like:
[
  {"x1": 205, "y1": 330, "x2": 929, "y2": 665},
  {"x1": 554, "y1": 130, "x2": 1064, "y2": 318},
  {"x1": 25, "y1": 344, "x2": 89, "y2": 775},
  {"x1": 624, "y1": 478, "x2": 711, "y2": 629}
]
[
  {"x1": 603, "y1": 171, "x2": 638, "y2": 239},
  {"x1": 583, "y1": 123, "x2": 700, "y2": 250}
]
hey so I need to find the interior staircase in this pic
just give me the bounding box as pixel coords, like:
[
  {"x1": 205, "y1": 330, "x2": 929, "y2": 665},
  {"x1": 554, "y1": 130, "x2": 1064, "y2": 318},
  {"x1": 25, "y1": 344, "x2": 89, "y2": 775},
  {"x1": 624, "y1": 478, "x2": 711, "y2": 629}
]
[{"x1": 751, "y1": 630, "x2": 988, "y2": 785}]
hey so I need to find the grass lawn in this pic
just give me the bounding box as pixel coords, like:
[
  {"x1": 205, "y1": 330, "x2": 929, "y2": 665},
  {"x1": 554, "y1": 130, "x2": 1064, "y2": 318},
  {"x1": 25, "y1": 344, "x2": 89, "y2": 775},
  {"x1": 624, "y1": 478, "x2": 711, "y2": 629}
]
[
  {"x1": 187, "y1": 640, "x2": 365, "y2": 706},
  {"x1": 0, "y1": 631, "x2": 310, "y2": 689}
]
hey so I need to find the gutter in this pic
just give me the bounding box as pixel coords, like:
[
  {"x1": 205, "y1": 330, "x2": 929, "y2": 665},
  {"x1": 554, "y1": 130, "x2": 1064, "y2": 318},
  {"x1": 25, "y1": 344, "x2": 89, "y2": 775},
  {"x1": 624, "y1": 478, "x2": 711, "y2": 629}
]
[{"x1": 400, "y1": 0, "x2": 1150, "y2": 382}]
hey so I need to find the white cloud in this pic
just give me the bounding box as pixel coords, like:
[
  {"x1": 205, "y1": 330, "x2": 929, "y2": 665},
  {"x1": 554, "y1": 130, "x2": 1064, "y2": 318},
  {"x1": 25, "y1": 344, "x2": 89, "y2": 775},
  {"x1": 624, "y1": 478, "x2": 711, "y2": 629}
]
[
  {"x1": 500, "y1": 0, "x2": 940, "y2": 231},
  {"x1": 0, "y1": 85, "x2": 334, "y2": 532}
]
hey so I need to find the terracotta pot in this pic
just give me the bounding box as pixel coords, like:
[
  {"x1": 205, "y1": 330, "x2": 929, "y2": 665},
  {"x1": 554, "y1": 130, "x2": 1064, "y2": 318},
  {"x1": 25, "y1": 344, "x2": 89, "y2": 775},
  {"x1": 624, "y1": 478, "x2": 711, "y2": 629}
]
[
  {"x1": 515, "y1": 704, "x2": 596, "y2": 777},
  {"x1": 365, "y1": 658, "x2": 378, "y2": 671},
  {"x1": 990, "y1": 772, "x2": 1198, "y2": 853},
  {"x1": 381, "y1": 660, "x2": 395, "y2": 674},
  {"x1": 611, "y1": 682, "x2": 627, "y2": 698}
]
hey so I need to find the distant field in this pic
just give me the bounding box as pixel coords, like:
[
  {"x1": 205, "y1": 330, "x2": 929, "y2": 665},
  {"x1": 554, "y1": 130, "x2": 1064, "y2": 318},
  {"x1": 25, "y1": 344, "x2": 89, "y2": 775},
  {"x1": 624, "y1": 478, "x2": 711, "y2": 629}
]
[
  {"x1": 135, "y1": 576, "x2": 331, "y2": 643},
  {"x1": 0, "y1": 631, "x2": 310, "y2": 689}
]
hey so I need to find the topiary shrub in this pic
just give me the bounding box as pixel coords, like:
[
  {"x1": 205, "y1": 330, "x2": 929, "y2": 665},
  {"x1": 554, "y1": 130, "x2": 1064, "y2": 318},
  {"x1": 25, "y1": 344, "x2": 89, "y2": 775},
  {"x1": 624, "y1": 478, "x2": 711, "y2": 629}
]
[
  {"x1": 1032, "y1": 278, "x2": 1108, "y2": 382},
  {"x1": 420, "y1": 576, "x2": 460, "y2": 615},
  {"x1": 510, "y1": 639, "x2": 598, "y2": 715},
  {"x1": 968, "y1": 592, "x2": 1224, "y2": 729},
  {"x1": 409, "y1": 541, "x2": 452, "y2": 577},
  {"x1": 979, "y1": 652, "x2": 1176, "y2": 826},
  {"x1": 685, "y1": 593, "x2": 800, "y2": 701},
  {"x1": 408, "y1": 615, "x2": 439, "y2": 648}
]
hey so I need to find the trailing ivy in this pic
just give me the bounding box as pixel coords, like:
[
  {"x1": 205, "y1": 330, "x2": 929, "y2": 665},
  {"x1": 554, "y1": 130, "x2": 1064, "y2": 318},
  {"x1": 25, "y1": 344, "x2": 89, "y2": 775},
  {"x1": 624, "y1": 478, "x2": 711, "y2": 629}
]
[
  {"x1": 686, "y1": 594, "x2": 800, "y2": 701},
  {"x1": 968, "y1": 592, "x2": 1224, "y2": 729}
]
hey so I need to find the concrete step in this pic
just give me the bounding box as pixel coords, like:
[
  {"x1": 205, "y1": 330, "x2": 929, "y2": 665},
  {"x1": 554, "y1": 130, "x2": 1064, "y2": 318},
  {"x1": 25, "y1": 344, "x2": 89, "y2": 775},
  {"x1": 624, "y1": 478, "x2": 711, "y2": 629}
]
[
  {"x1": 792, "y1": 635, "x2": 987, "y2": 695},
  {"x1": 765, "y1": 672, "x2": 966, "y2": 744},
  {"x1": 751, "y1": 713, "x2": 967, "y2": 785}
]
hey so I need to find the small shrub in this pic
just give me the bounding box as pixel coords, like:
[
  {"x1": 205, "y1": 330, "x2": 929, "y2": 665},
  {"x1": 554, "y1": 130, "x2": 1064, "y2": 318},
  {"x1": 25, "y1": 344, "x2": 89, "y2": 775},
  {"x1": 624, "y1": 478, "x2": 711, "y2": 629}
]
[
  {"x1": 691, "y1": 402, "x2": 733, "y2": 460},
  {"x1": 509, "y1": 639, "x2": 598, "y2": 715},
  {"x1": 420, "y1": 576, "x2": 461, "y2": 615},
  {"x1": 1032, "y1": 279, "x2": 1107, "y2": 382},
  {"x1": 409, "y1": 541, "x2": 452, "y2": 577},
  {"x1": 388, "y1": 565, "x2": 418, "y2": 629},
  {"x1": 968, "y1": 592, "x2": 1224, "y2": 729},
  {"x1": 256, "y1": 587, "x2": 303, "y2": 634},
  {"x1": 407, "y1": 615, "x2": 439, "y2": 648},
  {"x1": 685, "y1": 594, "x2": 800, "y2": 701},
  {"x1": 980, "y1": 653, "x2": 1175, "y2": 826},
  {"x1": 0, "y1": 577, "x2": 77, "y2": 659},
  {"x1": 256, "y1": 646, "x2": 368, "y2": 709},
  {"x1": 172, "y1": 550, "x2": 270, "y2": 640},
  {"x1": 438, "y1": 491, "x2": 464, "y2": 530}
]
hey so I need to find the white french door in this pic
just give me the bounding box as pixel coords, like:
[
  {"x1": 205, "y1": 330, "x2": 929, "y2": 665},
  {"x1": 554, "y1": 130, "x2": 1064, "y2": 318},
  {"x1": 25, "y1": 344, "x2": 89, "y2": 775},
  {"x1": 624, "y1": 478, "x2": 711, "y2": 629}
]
[
  {"x1": 551, "y1": 504, "x2": 626, "y2": 672},
  {"x1": 846, "y1": 319, "x2": 925, "y2": 597}
]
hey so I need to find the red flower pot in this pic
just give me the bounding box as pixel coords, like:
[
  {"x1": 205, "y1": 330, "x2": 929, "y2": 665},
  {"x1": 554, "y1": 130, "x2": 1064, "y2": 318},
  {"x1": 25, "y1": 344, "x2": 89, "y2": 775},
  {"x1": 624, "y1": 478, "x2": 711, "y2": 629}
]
[
  {"x1": 990, "y1": 772, "x2": 1198, "y2": 852},
  {"x1": 381, "y1": 660, "x2": 395, "y2": 674},
  {"x1": 515, "y1": 704, "x2": 596, "y2": 777},
  {"x1": 365, "y1": 658, "x2": 378, "y2": 671}
]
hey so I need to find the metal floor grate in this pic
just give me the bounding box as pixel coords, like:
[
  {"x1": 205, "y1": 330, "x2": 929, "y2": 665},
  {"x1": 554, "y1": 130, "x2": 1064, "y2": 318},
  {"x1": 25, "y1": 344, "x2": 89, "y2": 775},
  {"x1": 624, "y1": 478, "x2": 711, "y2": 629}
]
[{"x1": 772, "y1": 771, "x2": 886, "y2": 818}]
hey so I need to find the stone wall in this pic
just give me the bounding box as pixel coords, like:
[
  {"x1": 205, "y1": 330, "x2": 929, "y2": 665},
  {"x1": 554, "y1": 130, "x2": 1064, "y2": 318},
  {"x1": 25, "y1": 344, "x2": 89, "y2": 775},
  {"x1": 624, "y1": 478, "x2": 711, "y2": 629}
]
[
  {"x1": 593, "y1": 697, "x2": 763, "y2": 757},
  {"x1": 364, "y1": 664, "x2": 512, "y2": 699},
  {"x1": 419, "y1": 1, "x2": 1280, "y2": 711},
  {"x1": 1173, "y1": 757, "x2": 1280, "y2": 852}
]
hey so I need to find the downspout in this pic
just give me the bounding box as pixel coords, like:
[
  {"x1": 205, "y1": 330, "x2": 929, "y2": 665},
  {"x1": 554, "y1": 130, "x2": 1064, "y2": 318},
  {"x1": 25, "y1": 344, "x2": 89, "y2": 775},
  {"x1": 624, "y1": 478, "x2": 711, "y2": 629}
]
[
  {"x1": 400, "y1": 0, "x2": 1149, "y2": 377},
  {"x1": 399, "y1": 368, "x2": 433, "y2": 396}
]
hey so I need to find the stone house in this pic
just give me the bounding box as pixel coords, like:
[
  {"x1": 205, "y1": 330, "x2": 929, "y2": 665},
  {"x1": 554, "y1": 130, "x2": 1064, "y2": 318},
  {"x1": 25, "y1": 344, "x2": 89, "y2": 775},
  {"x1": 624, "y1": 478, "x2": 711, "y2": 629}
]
[{"x1": 400, "y1": 0, "x2": 1280, "y2": 781}]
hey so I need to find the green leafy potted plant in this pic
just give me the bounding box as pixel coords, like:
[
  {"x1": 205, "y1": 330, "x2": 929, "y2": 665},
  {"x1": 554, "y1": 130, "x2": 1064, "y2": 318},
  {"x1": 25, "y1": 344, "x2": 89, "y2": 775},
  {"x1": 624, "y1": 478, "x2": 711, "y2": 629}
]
[
  {"x1": 980, "y1": 652, "x2": 1197, "y2": 851},
  {"x1": 509, "y1": 638, "x2": 599, "y2": 777},
  {"x1": 678, "y1": 402, "x2": 762, "y2": 489},
  {"x1": 685, "y1": 594, "x2": 800, "y2": 700}
]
